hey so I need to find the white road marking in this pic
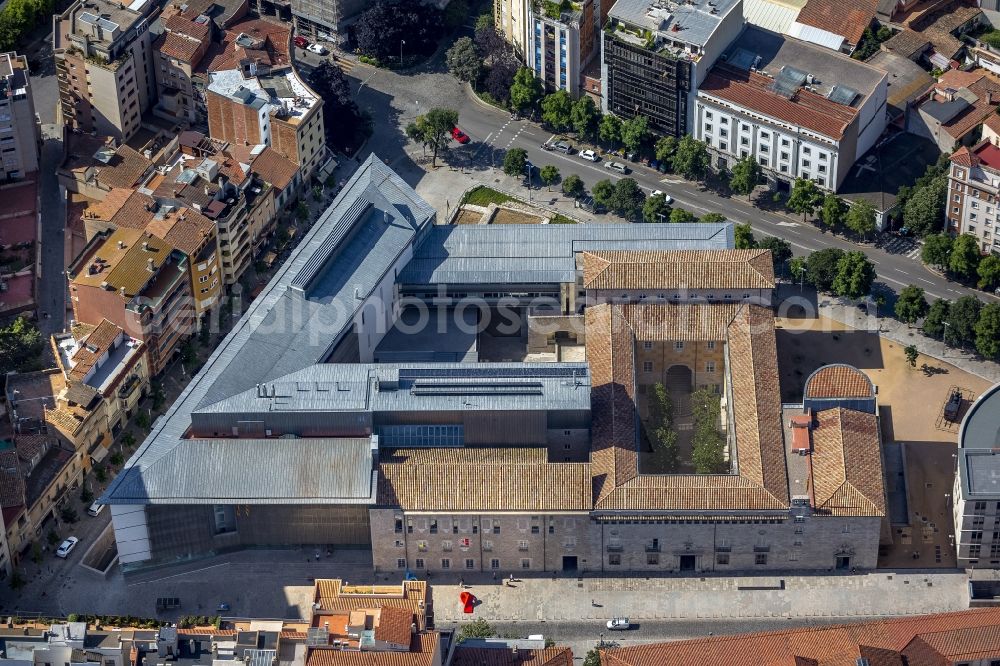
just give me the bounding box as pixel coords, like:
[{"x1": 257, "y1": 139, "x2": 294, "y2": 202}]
[
  {"x1": 775, "y1": 221, "x2": 798, "y2": 227},
  {"x1": 881, "y1": 274, "x2": 947, "y2": 300},
  {"x1": 917, "y1": 277, "x2": 935, "y2": 285}
]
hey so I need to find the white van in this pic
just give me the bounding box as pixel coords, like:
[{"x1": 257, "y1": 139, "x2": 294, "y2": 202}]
[{"x1": 87, "y1": 501, "x2": 105, "y2": 517}]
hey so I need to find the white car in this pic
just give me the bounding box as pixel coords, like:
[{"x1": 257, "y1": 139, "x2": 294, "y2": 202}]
[
  {"x1": 578, "y1": 149, "x2": 599, "y2": 162},
  {"x1": 607, "y1": 617, "x2": 630, "y2": 630},
  {"x1": 651, "y1": 190, "x2": 674, "y2": 204},
  {"x1": 605, "y1": 161, "x2": 629, "y2": 174},
  {"x1": 55, "y1": 537, "x2": 79, "y2": 558},
  {"x1": 306, "y1": 43, "x2": 328, "y2": 55}
]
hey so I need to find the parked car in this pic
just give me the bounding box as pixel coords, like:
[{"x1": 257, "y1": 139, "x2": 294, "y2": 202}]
[
  {"x1": 651, "y1": 190, "x2": 674, "y2": 204},
  {"x1": 650, "y1": 159, "x2": 660, "y2": 170},
  {"x1": 293, "y1": 36, "x2": 308, "y2": 48},
  {"x1": 578, "y1": 149, "x2": 599, "y2": 162},
  {"x1": 896, "y1": 227, "x2": 913, "y2": 237},
  {"x1": 605, "y1": 161, "x2": 629, "y2": 174},
  {"x1": 607, "y1": 617, "x2": 631, "y2": 630},
  {"x1": 56, "y1": 537, "x2": 79, "y2": 558},
  {"x1": 452, "y1": 127, "x2": 470, "y2": 144},
  {"x1": 551, "y1": 140, "x2": 572, "y2": 154},
  {"x1": 87, "y1": 501, "x2": 104, "y2": 517},
  {"x1": 306, "y1": 43, "x2": 328, "y2": 55}
]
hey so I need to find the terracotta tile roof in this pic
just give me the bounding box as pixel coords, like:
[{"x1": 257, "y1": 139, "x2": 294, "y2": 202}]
[
  {"x1": 164, "y1": 13, "x2": 211, "y2": 41},
  {"x1": 378, "y1": 448, "x2": 592, "y2": 511},
  {"x1": 985, "y1": 113, "x2": 1000, "y2": 138},
  {"x1": 251, "y1": 146, "x2": 298, "y2": 190},
  {"x1": 313, "y1": 580, "x2": 428, "y2": 627},
  {"x1": 72, "y1": 227, "x2": 176, "y2": 297},
  {"x1": 951, "y1": 144, "x2": 975, "y2": 167},
  {"x1": 882, "y1": 29, "x2": 931, "y2": 58},
  {"x1": 587, "y1": 303, "x2": 789, "y2": 511},
  {"x1": 795, "y1": 0, "x2": 879, "y2": 45},
  {"x1": 155, "y1": 31, "x2": 205, "y2": 63},
  {"x1": 87, "y1": 187, "x2": 135, "y2": 223},
  {"x1": 374, "y1": 607, "x2": 414, "y2": 647},
  {"x1": 582, "y1": 250, "x2": 775, "y2": 291},
  {"x1": 700, "y1": 63, "x2": 858, "y2": 140},
  {"x1": 600, "y1": 608, "x2": 1000, "y2": 666},
  {"x1": 938, "y1": 68, "x2": 983, "y2": 90},
  {"x1": 809, "y1": 408, "x2": 885, "y2": 517},
  {"x1": 900, "y1": 2, "x2": 981, "y2": 60},
  {"x1": 940, "y1": 75, "x2": 1000, "y2": 141},
  {"x1": 452, "y1": 647, "x2": 573, "y2": 666},
  {"x1": 198, "y1": 18, "x2": 290, "y2": 72},
  {"x1": 146, "y1": 207, "x2": 216, "y2": 257},
  {"x1": 305, "y1": 633, "x2": 438, "y2": 666},
  {"x1": 96, "y1": 145, "x2": 154, "y2": 190},
  {"x1": 68, "y1": 319, "x2": 124, "y2": 382},
  {"x1": 804, "y1": 364, "x2": 874, "y2": 399},
  {"x1": 13, "y1": 434, "x2": 48, "y2": 464},
  {"x1": 0, "y1": 449, "x2": 25, "y2": 510}
]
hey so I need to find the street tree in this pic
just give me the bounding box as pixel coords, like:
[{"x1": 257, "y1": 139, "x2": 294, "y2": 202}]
[
  {"x1": 598, "y1": 114, "x2": 622, "y2": 147},
  {"x1": 539, "y1": 165, "x2": 560, "y2": 190},
  {"x1": 409, "y1": 108, "x2": 459, "y2": 167},
  {"x1": 790, "y1": 256, "x2": 807, "y2": 288},
  {"x1": 592, "y1": 179, "x2": 615, "y2": 209},
  {"x1": 643, "y1": 193, "x2": 671, "y2": 223},
  {"x1": 654, "y1": 136, "x2": 678, "y2": 170},
  {"x1": 669, "y1": 208, "x2": 697, "y2": 223},
  {"x1": 540, "y1": 90, "x2": 573, "y2": 131},
  {"x1": 977, "y1": 255, "x2": 1000, "y2": 291},
  {"x1": 620, "y1": 115, "x2": 649, "y2": 155},
  {"x1": 701, "y1": 212, "x2": 727, "y2": 223},
  {"x1": 946, "y1": 295, "x2": 983, "y2": 347},
  {"x1": 819, "y1": 193, "x2": 846, "y2": 229},
  {"x1": 905, "y1": 345, "x2": 919, "y2": 367},
  {"x1": 845, "y1": 199, "x2": 877, "y2": 239},
  {"x1": 903, "y1": 176, "x2": 947, "y2": 236},
  {"x1": 923, "y1": 299, "x2": 950, "y2": 340},
  {"x1": 757, "y1": 236, "x2": 792, "y2": 276},
  {"x1": 728, "y1": 156, "x2": 760, "y2": 200},
  {"x1": 672, "y1": 135, "x2": 710, "y2": 182},
  {"x1": 458, "y1": 619, "x2": 496, "y2": 642},
  {"x1": 805, "y1": 248, "x2": 846, "y2": 292},
  {"x1": 734, "y1": 223, "x2": 756, "y2": 249},
  {"x1": 949, "y1": 234, "x2": 982, "y2": 280},
  {"x1": 894, "y1": 285, "x2": 929, "y2": 325},
  {"x1": 509, "y1": 67, "x2": 544, "y2": 115},
  {"x1": 561, "y1": 174, "x2": 584, "y2": 198},
  {"x1": 502, "y1": 147, "x2": 528, "y2": 177},
  {"x1": 920, "y1": 233, "x2": 953, "y2": 269},
  {"x1": 975, "y1": 303, "x2": 1000, "y2": 360},
  {"x1": 609, "y1": 178, "x2": 645, "y2": 221},
  {"x1": 583, "y1": 649, "x2": 601, "y2": 666},
  {"x1": 570, "y1": 96, "x2": 600, "y2": 141},
  {"x1": 787, "y1": 178, "x2": 822, "y2": 221},
  {"x1": 832, "y1": 251, "x2": 876, "y2": 299},
  {"x1": 445, "y1": 37, "x2": 481, "y2": 85},
  {"x1": 0, "y1": 316, "x2": 43, "y2": 373},
  {"x1": 474, "y1": 11, "x2": 493, "y2": 32}
]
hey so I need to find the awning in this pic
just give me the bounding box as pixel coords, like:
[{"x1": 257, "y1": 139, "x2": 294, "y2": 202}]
[
  {"x1": 787, "y1": 21, "x2": 845, "y2": 52},
  {"x1": 318, "y1": 155, "x2": 339, "y2": 180},
  {"x1": 90, "y1": 445, "x2": 110, "y2": 464},
  {"x1": 929, "y1": 51, "x2": 950, "y2": 69}
]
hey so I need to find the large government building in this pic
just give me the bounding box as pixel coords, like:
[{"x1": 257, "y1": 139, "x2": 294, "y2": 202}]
[{"x1": 103, "y1": 156, "x2": 889, "y2": 574}]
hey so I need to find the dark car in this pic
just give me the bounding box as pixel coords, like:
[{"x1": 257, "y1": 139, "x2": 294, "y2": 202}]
[
  {"x1": 452, "y1": 127, "x2": 470, "y2": 143},
  {"x1": 293, "y1": 35, "x2": 308, "y2": 48}
]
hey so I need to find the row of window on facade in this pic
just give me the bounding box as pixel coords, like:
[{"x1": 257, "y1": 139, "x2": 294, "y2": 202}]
[
  {"x1": 395, "y1": 516, "x2": 577, "y2": 534},
  {"x1": 394, "y1": 552, "x2": 785, "y2": 569},
  {"x1": 396, "y1": 537, "x2": 575, "y2": 551}
]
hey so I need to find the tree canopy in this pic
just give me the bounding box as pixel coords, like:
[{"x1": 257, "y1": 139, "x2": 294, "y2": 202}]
[
  {"x1": 902, "y1": 174, "x2": 947, "y2": 237},
  {"x1": 894, "y1": 285, "x2": 929, "y2": 325},
  {"x1": 654, "y1": 136, "x2": 678, "y2": 170},
  {"x1": 757, "y1": 237, "x2": 792, "y2": 276},
  {"x1": 728, "y1": 156, "x2": 760, "y2": 200},
  {"x1": 690, "y1": 388, "x2": 727, "y2": 474},
  {"x1": 510, "y1": 68, "x2": 544, "y2": 114},
  {"x1": 672, "y1": 136, "x2": 710, "y2": 182},
  {"x1": 643, "y1": 193, "x2": 671, "y2": 223},
  {"x1": 539, "y1": 165, "x2": 560, "y2": 189},
  {"x1": 445, "y1": 37, "x2": 481, "y2": 84},
  {"x1": 978, "y1": 255, "x2": 1000, "y2": 291},
  {"x1": 592, "y1": 179, "x2": 615, "y2": 208},
  {"x1": 308, "y1": 62, "x2": 371, "y2": 154},
  {"x1": 609, "y1": 178, "x2": 645, "y2": 221},
  {"x1": 949, "y1": 234, "x2": 981, "y2": 280},
  {"x1": 620, "y1": 115, "x2": 649, "y2": 154},
  {"x1": 832, "y1": 251, "x2": 876, "y2": 299},
  {"x1": 845, "y1": 199, "x2": 877, "y2": 239},
  {"x1": 561, "y1": 174, "x2": 585, "y2": 198},
  {"x1": 920, "y1": 233, "x2": 952, "y2": 269},
  {"x1": 502, "y1": 147, "x2": 528, "y2": 177},
  {"x1": 356, "y1": 1, "x2": 443, "y2": 64},
  {"x1": 820, "y1": 194, "x2": 846, "y2": 229},
  {"x1": 570, "y1": 96, "x2": 600, "y2": 141},
  {"x1": 975, "y1": 303, "x2": 1000, "y2": 360},
  {"x1": 541, "y1": 90, "x2": 573, "y2": 131},
  {"x1": 598, "y1": 114, "x2": 622, "y2": 147},
  {"x1": 669, "y1": 208, "x2": 697, "y2": 223},
  {"x1": 923, "y1": 299, "x2": 950, "y2": 339},
  {"x1": 408, "y1": 108, "x2": 459, "y2": 167},
  {"x1": 805, "y1": 248, "x2": 846, "y2": 292},
  {"x1": 946, "y1": 295, "x2": 982, "y2": 347},
  {"x1": 734, "y1": 223, "x2": 756, "y2": 249},
  {"x1": 0, "y1": 316, "x2": 43, "y2": 373},
  {"x1": 787, "y1": 179, "x2": 822, "y2": 221}
]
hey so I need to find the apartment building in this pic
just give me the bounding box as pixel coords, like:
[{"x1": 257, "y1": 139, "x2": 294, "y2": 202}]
[
  {"x1": 695, "y1": 26, "x2": 887, "y2": 192},
  {"x1": 787, "y1": 0, "x2": 878, "y2": 54},
  {"x1": 947, "y1": 140, "x2": 1000, "y2": 256},
  {"x1": 53, "y1": 0, "x2": 158, "y2": 142},
  {"x1": 290, "y1": 0, "x2": 370, "y2": 41},
  {"x1": 954, "y1": 383, "x2": 1000, "y2": 566},
  {"x1": 68, "y1": 227, "x2": 194, "y2": 375},
  {"x1": 203, "y1": 19, "x2": 326, "y2": 181},
  {"x1": 59, "y1": 133, "x2": 154, "y2": 200},
  {"x1": 0, "y1": 52, "x2": 38, "y2": 181},
  {"x1": 601, "y1": 0, "x2": 744, "y2": 137},
  {"x1": 152, "y1": 14, "x2": 212, "y2": 124},
  {"x1": 911, "y1": 68, "x2": 1000, "y2": 153},
  {"x1": 526, "y1": 0, "x2": 606, "y2": 97},
  {"x1": 496, "y1": 0, "x2": 530, "y2": 53}
]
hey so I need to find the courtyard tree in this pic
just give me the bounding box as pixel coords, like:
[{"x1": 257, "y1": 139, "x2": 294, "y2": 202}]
[
  {"x1": 920, "y1": 233, "x2": 953, "y2": 270},
  {"x1": 541, "y1": 90, "x2": 573, "y2": 131},
  {"x1": 894, "y1": 285, "x2": 929, "y2": 325},
  {"x1": 0, "y1": 315, "x2": 43, "y2": 373},
  {"x1": 922, "y1": 298, "x2": 951, "y2": 340},
  {"x1": 592, "y1": 179, "x2": 615, "y2": 209},
  {"x1": 445, "y1": 37, "x2": 481, "y2": 85},
  {"x1": 620, "y1": 115, "x2": 649, "y2": 155},
  {"x1": 690, "y1": 388, "x2": 727, "y2": 474},
  {"x1": 734, "y1": 223, "x2": 756, "y2": 249},
  {"x1": 904, "y1": 344, "x2": 919, "y2": 367},
  {"x1": 672, "y1": 135, "x2": 710, "y2": 182},
  {"x1": 648, "y1": 383, "x2": 679, "y2": 472},
  {"x1": 598, "y1": 114, "x2": 623, "y2": 147},
  {"x1": 804, "y1": 248, "x2": 846, "y2": 292},
  {"x1": 643, "y1": 193, "x2": 671, "y2": 223},
  {"x1": 975, "y1": 303, "x2": 1000, "y2": 360},
  {"x1": 654, "y1": 136, "x2": 678, "y2": 171},
  {"x1": 949, "y1": 234, "x2": 982, "y2": 280},
  {"x1": 561, "y1": 174, "x2": 585, "y2": 198},
  {"x1": 819, "y1": 193, "x2": 846, "y2": 229},
  {"x1": 410, "y1": 108, "x2": 460, "y2": 168},
  {"x1": 832, "y1": 251, "x2": 876, "y2": 299},
  {"x1": 669, "y1": 208, "x2": 697, "y2": 223},
  {"x1": 502, "y1": 147, "x2": 528, "y2": 177},
  {"x1": 728, "y1": 156, "x2": 760, "y2": 200},
  {"x1": 539, "y1": 165, "x2": 560, "y2": 190},
  {"x1": 845, "y1": 199, "x2": 877, "y2": 239},
  {"x1": 946, "y1": 295, "x2": 983, "y2": 347},
  {"x1": 978, "y1": 255, "x2": 1000, "y2": 291},
  {"x1": 757, "y1": 237, "x2": 792, "y2": 276},
  {"x1": 609, "y1": 178, "x2": 645, "y2": 221},
  {"x1": 510, "y1": 67, "x2": 544, "y2": 115},
  {"x1": 787, "y1": 178, "x2": 822, "y2": 221},
  {"x1": 570, "y1": 96, "x2": 600, "y2": 141}
]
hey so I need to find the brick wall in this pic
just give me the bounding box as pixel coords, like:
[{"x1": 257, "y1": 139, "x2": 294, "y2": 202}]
[{"x1": 206, "y1": 89, "x2": 262, "y2": 148}]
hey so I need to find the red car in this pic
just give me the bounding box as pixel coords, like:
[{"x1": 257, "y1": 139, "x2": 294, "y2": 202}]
[
  {"x1": 452, "y1": 127, "x2": 470, "y2": 144},
  {"x1": 293, "y1": 35, "x2": 308, "y2": 49}
]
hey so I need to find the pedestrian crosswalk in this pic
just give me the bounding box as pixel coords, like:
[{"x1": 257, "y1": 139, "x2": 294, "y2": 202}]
[
  {"x1": 333, "y1": 55, "x2": 354, "y2": 74},
  {"x1": 882, "y1": 236, "x2": 921, "y2": 259}
]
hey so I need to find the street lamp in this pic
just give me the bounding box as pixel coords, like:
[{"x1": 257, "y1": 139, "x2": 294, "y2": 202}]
[
  {"x1": 400, "y1": 40, "x2": 405, "y2": 67},
  {"x1": 525, "y1": 160, "x2": 533, "y2": 202}
]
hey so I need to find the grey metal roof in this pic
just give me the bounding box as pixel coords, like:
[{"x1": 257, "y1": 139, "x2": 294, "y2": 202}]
[
  {"x1": 104, "y1": 437, "x2": 376, "y2": 504},
  {"x1": 959, "y1": 383, "x2": 1000, "y2": 498},
  {"x1": 399, "y1": 223, "x2": 734, "y2": 285},
  {"x1": 609, "y1": 0, "x2": 742, "y2": 47}
]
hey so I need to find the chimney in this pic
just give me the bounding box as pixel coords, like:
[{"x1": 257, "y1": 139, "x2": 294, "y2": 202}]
[
  {"x1": 511, "y1": 646, "x2": 519, "y2": 661},
  {"x1": 147, "y1": 258, "x2": 155, "y2": 272},
  {"x1": 118, "y1": 240, "x2": 125, "y2": 249},
  {"x1": 120, "y1": 286, "x2": 126, "y2": 297},
  {"x1": 143, "y1": 241, "x2": 149, "y2": 251}
]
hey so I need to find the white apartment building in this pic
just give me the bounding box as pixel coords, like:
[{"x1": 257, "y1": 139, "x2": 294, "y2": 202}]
[
  {"x1": 954, "y1": 383, "x2": 1000, "y2": 567},
  {"x1": 695, "y1": 26, "x2": 887, "y2": 192},
  {"x1": 0, "y1": 52, "x2": 39, "y2": 181},
  {"x1": 495, "y1": 0, "x2": 530, "y2": 54},
  {"x1": 525, "y1": 0, "x2": 605, "y2": 97},
  {"x1": 948, "y1": 140, "x2": 1000, "y2": 256}
]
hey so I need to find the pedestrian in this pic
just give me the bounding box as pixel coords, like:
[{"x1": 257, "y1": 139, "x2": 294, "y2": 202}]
[
  {"x1": 459, "y1": 577, "x2": 464, "y2": 588},
  {"x1": 492, "y1": 571, "x2": 497, "y2": 581}
]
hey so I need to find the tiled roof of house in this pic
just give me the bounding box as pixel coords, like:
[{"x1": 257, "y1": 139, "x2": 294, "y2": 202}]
[
  {"x1": 809, "y1": 408, "x2": 886, "y2": 517},
  {"x1": 582, "y1": 250, "x2": 775, "y2": 291},
  {"x1": 940, "y1": 74, "x2": 1000, "y2": 141},
  {"x1": 587, "y1": 303, "x2": 789, "y2": 511},
  {"x1": 804, "y1": 364, "x2": 874, "y2": 399},
  {"x1": 378, "y1": 448, "x2": 592, "y2": 511},
  {"x1": 198, "y1": 18, "x2": 290, "y2": 73},
  {"x1": 701, "y1": 63, "x2": 858, "y2": 140},
  {"x1": 13, "y1": 434, "x2": 48, "y2": 465},
  {"x1": 600, "y1": 608, "x2": 1000, "y2": 666},
  {"x1": 251, "y1": 146, "x2": 298, "y2": 190},
  {"x1": 0, "y1": 449, "x2": 25, "y2": 511},
  {"x1": 951, "y1": 145, "x2": 975, "y2": 168},
  {"x1": 146, "y1": 207, "x2": 215, "y2": 257},
  {"x1": 313, "y1": 580, "x2": 428, "y2": 619},
  {"x1": 96, "y1": 145, "x2": 154, "y2": 190},
  {"x1": 882, "y1": 29, "x2": 931, "y2": 58},
  {"x1": 72, "y1": 228, "x2": 176, "y2": 296},
  {"x1": 88, "y1": 187, "x2": 137, "y2": 223},
  {"x1": 453, "y1": 647, "x2": 574, "y2": 666},
  {"x1": 794, "y1": 0, "x2": 878, "y2": 44},
  {"x1": 374, "y1": 607, "x2": 414, "y2": 647},
  {"x1": 306, "y1": 633, "x2": 438, "y2": 666},
  {"x1": 164, "y1": 13, "x2": 211, "y2": 41},
  {"x1": 68, "y1": 319, "x2": 123, "y2": 382},
  {"x1": 156, "y1": 31, "x2": 205, "y2": 63}
]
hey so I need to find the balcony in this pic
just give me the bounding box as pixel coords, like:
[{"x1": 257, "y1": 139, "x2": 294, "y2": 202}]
[{"x1": 117, "y1": 373, "x2": 142, "y2": 400}]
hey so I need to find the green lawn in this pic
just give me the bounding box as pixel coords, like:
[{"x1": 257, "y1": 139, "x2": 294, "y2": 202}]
[
  {"x1": 461, "y1": 186, "x2": 515, "y2": 207},
  {"x1": 549, "y1": 213, "x2": 577, "y2": 224}
]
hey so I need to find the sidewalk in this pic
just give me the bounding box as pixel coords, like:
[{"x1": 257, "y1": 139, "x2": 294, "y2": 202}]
[{"x1": 432, "y1": 571, "x2": 969, "y2": 624}]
